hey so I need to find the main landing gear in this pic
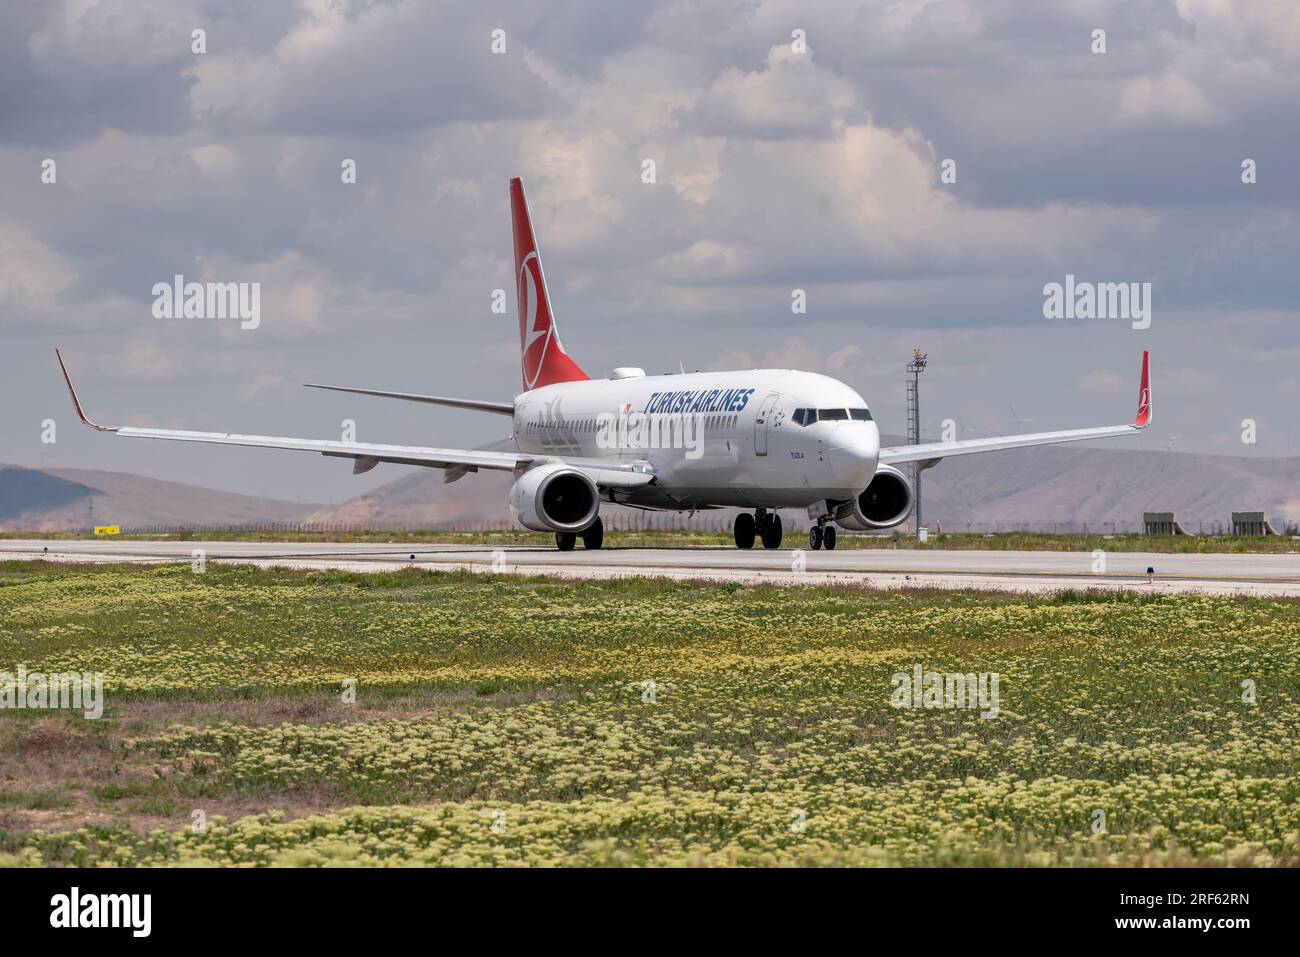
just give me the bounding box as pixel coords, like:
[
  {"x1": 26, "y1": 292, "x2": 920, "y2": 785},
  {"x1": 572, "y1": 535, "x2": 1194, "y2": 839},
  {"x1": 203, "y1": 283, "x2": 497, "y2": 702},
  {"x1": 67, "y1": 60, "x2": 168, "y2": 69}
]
[
  {"x1": 734, "y1": 509, "x2": 783, "y2": 549},
  {"x1": 809, "y1": 520, "x2": 837, "y2": 551},
  {"x1": 556, "y1": 516, "x2": 604, "y2": 551},
  {"x1": 733, "y1": 513, "x2": 756, "y2": 549}
]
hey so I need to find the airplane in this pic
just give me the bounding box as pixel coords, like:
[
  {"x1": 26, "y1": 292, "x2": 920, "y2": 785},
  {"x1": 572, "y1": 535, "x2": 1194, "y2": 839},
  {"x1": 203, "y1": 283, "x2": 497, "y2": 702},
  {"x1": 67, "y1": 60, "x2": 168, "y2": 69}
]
[{"x1": 55, "y1": 176, "x2": 1153, "y2": 552}]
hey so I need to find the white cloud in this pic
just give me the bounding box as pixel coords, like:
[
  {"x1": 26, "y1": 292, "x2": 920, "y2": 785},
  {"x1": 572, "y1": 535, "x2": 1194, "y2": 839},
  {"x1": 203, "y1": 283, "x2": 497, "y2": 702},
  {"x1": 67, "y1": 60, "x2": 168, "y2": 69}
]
[
  {"x1": 690, "y1": 45, "x2": 862, "y2": 139},
  {"x1": 188, "y1": 143, "x2": 241, "y2": 180},
  {"x1": 236, "y1": 372, "x2": 284, "y2": 403},
  {"x1": 1119, "y1": 71, "x2": 1226, "y2": 126},
  {"x1": 0, "y1": 223, "x2": 74, "y2": 315},
  {"x1": 104, "y1": 338, "x2": 179, "y2": 382},
  {"x1": 826, "y1": 344, "x2": 862, "y2": 371}
]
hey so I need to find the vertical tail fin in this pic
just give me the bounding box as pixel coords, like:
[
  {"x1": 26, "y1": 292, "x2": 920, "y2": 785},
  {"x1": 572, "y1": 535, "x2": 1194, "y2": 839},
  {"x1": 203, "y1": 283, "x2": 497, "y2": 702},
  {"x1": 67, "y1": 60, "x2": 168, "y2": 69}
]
[{"x1": 509, "y1": 177, "x2": 588, "y2": 392}]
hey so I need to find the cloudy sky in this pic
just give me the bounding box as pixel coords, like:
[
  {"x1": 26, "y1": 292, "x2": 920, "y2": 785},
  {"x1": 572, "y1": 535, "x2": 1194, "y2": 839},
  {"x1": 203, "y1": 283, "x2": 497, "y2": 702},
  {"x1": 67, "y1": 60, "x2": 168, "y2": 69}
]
[{"x1": 3, "y1": 0, "x2": 1298, "y2": 503}]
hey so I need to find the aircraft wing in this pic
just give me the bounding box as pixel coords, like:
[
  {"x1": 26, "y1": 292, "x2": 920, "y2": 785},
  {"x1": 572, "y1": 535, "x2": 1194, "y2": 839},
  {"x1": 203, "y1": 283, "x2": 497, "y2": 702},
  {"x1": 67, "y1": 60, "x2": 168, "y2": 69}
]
[
  {"x1": 880, "y1": 352, "x2": 1152, "y2": 468},
  {"x1": 55, "y1": 350, "x2": 652, "y2": 489}
]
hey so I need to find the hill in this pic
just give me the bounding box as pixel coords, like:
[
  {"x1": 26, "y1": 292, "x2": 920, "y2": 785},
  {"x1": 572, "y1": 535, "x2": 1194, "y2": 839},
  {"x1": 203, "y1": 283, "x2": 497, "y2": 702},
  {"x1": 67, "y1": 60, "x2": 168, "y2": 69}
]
[
  {"x1": 8, "y1": 442, "x2": 1297, "y2": 534},
  {"x1": 304, "y1": 442, "x2": 1300, "y2": 534},
  {"x1": 0, "y1": 465, "x2": 321, "y2": 531}
]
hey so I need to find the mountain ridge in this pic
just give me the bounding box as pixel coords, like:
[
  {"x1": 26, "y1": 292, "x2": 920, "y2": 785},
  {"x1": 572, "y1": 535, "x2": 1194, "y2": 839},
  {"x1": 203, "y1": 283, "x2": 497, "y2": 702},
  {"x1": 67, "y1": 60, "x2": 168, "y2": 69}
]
[{"x1": 4, "y1": 444, "x2": 1297, "y2": 533}]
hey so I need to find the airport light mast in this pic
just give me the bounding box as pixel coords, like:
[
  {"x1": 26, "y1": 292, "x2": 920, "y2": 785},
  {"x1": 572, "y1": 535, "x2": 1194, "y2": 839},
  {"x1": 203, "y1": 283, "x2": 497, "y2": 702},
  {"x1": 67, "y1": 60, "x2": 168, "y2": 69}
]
[{"x1": 906, "y1": 348, "x2": 927, "y2": 531}]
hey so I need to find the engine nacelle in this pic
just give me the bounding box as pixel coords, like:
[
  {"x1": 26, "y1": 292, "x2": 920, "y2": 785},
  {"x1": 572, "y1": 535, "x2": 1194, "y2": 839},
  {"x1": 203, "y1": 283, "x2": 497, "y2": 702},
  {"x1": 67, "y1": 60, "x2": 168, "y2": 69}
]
[
  {"x1": 509, "y1": 463, "x2": 600, "y2": 533},
  {"x1": 834, "y1": 464, "x2": 914, "y2": 530}
]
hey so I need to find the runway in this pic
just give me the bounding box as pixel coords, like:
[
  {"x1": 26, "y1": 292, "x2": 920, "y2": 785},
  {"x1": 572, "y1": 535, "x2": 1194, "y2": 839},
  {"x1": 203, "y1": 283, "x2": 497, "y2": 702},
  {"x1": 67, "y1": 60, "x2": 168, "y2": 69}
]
[{"x1": 3, "y1": 538, "x2": 1299, "y2": 596}]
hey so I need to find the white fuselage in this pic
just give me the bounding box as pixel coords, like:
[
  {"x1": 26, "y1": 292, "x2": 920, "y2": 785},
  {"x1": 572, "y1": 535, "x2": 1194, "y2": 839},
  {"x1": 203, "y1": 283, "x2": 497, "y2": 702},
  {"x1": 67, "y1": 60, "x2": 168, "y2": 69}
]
[{"x1": 513, "y1": 369, "x2": 881, "y2": 509}]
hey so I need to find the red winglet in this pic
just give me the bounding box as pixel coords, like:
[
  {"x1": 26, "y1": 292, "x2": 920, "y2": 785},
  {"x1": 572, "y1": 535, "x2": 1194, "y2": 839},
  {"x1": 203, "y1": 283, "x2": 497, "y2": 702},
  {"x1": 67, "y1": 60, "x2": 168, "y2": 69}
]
[
  {"x1": 1134, "y1": 351, "x2": 1152, "y2": 428},
  {"x1": 55, "y1": 348, "x2": 116, "y2": 432}
]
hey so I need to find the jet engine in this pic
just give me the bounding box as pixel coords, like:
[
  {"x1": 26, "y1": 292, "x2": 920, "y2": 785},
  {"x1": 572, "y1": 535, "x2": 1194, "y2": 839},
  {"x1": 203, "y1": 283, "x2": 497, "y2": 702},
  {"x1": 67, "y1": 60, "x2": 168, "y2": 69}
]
[
  {"x1": 508, "y1": 463, "x2": 600, "y2": 533},
  {"x1": 833, "y1": 464, "x2": 914, "y2": 530}
]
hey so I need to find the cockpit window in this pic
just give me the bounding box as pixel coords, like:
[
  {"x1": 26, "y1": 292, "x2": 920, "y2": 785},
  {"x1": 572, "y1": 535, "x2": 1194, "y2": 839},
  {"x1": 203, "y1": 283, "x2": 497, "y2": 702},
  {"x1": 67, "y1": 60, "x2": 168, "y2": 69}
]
[{"x1": 796, "y1": 407, "x2": 871, "y2": 424}]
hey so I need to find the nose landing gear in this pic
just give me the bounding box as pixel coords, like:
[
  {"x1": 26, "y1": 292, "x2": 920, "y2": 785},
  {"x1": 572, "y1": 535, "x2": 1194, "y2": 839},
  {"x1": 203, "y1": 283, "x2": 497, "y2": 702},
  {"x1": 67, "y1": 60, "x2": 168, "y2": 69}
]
[
  {"x1": 556, "y1": 516, "x2": 604, "y2": 551},
  {"x1": 581, "y1": 516, "x2": 604, "y2": 549}
]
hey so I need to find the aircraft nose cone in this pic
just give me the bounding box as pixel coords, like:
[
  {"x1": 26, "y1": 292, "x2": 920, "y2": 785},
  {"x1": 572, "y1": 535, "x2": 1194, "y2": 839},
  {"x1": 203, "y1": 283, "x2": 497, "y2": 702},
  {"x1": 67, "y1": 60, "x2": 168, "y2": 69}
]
[{"x1": 828, "y1": 424, "x2": 880, "y2": 488}]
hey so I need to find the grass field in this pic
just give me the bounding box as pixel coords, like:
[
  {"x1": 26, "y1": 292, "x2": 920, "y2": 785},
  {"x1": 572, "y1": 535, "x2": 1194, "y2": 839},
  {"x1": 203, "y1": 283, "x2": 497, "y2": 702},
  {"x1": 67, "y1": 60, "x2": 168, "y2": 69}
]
[
  {"x1": 1, "y1": 560, "x2": 1298, "y2": 866},
  {"x1": 4, "y1": 528, "x2": 1299, "y2": 553}
]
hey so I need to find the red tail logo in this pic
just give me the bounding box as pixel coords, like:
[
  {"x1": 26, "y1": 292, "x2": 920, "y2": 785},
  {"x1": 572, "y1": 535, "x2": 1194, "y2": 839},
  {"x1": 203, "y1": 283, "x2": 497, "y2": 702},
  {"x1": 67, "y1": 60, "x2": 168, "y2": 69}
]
[{"x1": 510, "y1": 178, "x2": 588, "y2": 392}]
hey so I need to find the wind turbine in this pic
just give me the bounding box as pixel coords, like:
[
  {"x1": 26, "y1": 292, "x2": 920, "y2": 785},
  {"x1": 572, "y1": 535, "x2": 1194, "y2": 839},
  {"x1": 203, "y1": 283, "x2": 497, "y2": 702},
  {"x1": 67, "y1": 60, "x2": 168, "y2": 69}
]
[
  {"x1": 928, "y1": 416, "x2": 976, "y2": 441},
  {"x1": 1009, "y1": 404, "x2": 1036, "y2": 431}
]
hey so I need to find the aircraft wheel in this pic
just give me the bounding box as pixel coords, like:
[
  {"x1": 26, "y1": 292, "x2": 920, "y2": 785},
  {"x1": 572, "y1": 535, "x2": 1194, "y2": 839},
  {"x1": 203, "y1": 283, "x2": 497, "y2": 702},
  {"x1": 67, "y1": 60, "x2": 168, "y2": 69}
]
[
  {"x1": 556, "y1": 532, "x2": 576, "y2": 551},
  {"x1": 762, "y1": 513, "x2": 783, "y2": 549},
  {"x1": 734, "y1": 513, "x2": 756, "y2": 549},
  {"x1": 823, "y1": 526, "x2": 837, "y2": 551},
  {"x1": 581, "y1": 517, "x2": 604, "y2": 549},
  {"x1": 809, "y1": 526, "x2": 823, "y2": 550}
]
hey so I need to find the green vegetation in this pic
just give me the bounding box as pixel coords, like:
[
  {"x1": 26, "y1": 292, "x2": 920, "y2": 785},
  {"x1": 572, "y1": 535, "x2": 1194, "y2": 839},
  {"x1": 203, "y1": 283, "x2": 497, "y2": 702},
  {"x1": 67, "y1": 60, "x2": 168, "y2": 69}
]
[{"x1": 0, "y1": 561, "x2": 1297, "y2": 866}]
